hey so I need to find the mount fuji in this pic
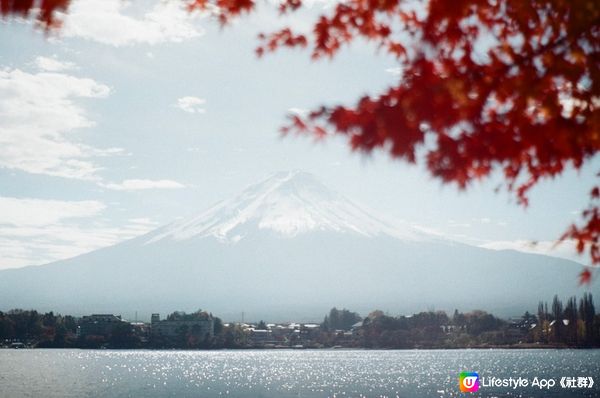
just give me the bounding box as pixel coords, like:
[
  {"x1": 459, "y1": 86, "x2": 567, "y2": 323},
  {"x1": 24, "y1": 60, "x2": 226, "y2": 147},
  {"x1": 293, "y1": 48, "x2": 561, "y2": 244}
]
[{"x1": 0, "y1": 171, "x2": 594, "y2": 321}]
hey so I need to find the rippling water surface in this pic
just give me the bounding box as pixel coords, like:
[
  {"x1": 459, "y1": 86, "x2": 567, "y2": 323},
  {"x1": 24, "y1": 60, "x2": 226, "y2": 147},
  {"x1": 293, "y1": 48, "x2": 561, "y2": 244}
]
[{"x1": 0, "y1": 349, "x2": 598, "y2": 397}]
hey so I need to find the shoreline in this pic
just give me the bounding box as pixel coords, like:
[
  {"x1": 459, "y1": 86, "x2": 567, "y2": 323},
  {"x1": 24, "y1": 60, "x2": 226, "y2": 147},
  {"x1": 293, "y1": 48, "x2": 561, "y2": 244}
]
[{"x1": 3, "y1": 344, "x2": 600, "y2": 351}]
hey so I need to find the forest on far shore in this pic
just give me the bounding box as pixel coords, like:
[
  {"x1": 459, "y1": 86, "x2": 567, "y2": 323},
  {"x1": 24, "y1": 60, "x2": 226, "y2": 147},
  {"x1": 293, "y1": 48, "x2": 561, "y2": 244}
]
[{"x1": 1, "y1": 294, "x2": 598, "y2": 349}]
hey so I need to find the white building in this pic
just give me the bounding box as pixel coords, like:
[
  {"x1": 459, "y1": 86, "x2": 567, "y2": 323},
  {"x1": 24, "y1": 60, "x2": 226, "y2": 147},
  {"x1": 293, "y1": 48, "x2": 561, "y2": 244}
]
[{"x1": 151, "y1": 312, "x2": 214, "y2": 340}]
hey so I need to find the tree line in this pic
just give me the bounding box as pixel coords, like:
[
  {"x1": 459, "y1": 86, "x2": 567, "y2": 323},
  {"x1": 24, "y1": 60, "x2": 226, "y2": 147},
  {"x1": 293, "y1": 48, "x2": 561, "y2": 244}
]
[
  {"x1": 1, "y1": 294, "x2": 598, "y2": 349},
  {"x1": 318, "y1": 294, "x2": 599, "y2": 349}
]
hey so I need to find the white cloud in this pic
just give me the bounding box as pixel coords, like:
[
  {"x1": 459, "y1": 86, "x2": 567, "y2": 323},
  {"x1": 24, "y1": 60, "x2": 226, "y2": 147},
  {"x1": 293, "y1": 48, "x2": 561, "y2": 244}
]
[
  {"x1": 127, "y1": 217, "x2": 160, "y2": 226},
  {"x1": 288, "y1": 107, "x2": 309, "y2": 117},
  {"x1": 0, "y1": 196, "x2": 159, "y2": 269},
  {"x1": 1, "y1": 59, "x2": 186, "y2": 188},
  {"x1": 34, "y1": 56, "x2": 77, "y2": 72},
  {"x1": 186, "y1": 147, "x2": 208, "y2": 154},
  {"x1": 60, "y1": 0, "x2": 205, "y2": 47},
  {"x1": 385, "y1": 67, "x2": 403, "y2": 76},
  {"x1": 447, "y1": 219, "x2": 471, "y2": 228},
  {"x1": 100, "y1": 179, "x2": 186, "y2": 191},
  {"x1": 176, "y1": 96, "x2": 206, "y2": 113},
  {"x1": 0, "y1": 196, "x2": 105, "y2": 226},
  {"x1": 0, "y1": 66, "x2": 116, "y2": 180}
]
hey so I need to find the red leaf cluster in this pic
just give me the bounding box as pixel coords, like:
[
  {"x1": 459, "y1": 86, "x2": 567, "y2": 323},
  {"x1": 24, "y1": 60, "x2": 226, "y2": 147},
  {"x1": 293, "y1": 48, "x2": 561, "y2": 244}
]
[
  {"x1": 579, "y1": 268, "x2": 593, "y2": 285},
  {"x1": 278, "y1": 0, "x2": 600, "y2": 282},
  {"x1": 1, "y1": 0, "x2": 70, "y2": 28},
  {"x1": 188, "y1": 0, "x2": 255, "y2": 24}
]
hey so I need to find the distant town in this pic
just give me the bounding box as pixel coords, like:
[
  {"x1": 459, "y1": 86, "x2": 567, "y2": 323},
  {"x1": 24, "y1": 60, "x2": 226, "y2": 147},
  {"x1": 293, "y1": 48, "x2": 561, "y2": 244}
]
[{"x1": 1, "y1": 294, "x2": 598, "y2": 350}]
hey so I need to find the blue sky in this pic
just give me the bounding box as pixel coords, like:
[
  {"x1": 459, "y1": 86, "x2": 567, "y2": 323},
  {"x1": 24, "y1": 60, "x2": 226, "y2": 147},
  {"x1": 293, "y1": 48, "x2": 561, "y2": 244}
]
[{"x1": 0, "y1": 0, "x2": 597, "y2": 269}]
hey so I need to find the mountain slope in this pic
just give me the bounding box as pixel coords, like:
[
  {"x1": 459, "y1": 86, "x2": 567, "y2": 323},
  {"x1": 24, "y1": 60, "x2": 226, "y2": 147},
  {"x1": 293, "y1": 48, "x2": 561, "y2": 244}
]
[{"x1": 0, "y1": 171, "x2": 595, "y2": 321}]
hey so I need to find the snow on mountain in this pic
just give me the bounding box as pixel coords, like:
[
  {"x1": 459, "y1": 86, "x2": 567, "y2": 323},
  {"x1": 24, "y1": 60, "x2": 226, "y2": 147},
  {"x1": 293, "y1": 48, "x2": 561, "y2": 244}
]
[
  {"x1": 146, "y1": 170, "x2": 425, "y2": 244},
  {"x1": 0, "y1": 170, "x2": 594, "y2": 321}
]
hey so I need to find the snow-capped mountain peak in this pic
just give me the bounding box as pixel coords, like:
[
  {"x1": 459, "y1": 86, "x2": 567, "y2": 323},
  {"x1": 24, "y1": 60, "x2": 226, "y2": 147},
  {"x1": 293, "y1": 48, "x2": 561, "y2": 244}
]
[
  {"x1": 146, "y1": 171, "x2": 424, "y2": 244},
  {"x1": 0, "y1": 171, "x2": 585, "y2": 320}
]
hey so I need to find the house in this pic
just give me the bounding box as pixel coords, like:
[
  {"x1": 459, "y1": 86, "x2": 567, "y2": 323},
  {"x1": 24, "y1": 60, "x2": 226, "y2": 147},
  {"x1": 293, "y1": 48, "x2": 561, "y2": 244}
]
[
  {"x1": 151, "y1": 312, "x2": 214, "y2": 341},
  {"x1": 131, "y1": 322, "x2": 151, "y2": 343},
  {"x1": 248, "y1": 329, "x2": 274, "y2": 345},
  {"x1": 78, "y1": 314, "x2": 126, "y2": 338}
]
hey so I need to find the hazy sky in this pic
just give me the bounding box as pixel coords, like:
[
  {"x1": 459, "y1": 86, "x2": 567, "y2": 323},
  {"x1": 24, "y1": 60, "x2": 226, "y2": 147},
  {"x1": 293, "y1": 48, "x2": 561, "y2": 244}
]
[{"x1": 0, "y1": 0, "x2": 598, "y2": 269}]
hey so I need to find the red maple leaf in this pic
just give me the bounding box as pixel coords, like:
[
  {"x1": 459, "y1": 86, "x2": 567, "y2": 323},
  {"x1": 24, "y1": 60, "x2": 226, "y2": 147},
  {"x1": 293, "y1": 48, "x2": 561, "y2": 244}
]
[{"x1": 579, "y1": 269, "x2": 593, "y2": 285}]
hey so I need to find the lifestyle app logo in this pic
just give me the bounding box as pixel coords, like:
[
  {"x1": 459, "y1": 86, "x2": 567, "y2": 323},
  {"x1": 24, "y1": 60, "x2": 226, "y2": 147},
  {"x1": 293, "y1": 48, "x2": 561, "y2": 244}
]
[{"x1": 460, "y1": 372, "x2": 480, "y2": 392}]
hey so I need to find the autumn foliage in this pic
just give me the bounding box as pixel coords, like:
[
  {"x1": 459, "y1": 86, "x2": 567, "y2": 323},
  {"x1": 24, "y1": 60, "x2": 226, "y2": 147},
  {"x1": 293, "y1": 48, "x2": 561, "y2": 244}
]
[
  {"x1": 0, "y1": 0, "x2": 70, "y2": 28},
  {"x1": 2, "y1": 0, "x2": 599, "y2": 281}
]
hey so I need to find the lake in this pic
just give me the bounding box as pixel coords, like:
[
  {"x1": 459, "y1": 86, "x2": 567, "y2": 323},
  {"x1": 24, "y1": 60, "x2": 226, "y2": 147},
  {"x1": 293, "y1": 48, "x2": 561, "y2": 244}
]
[{"x1": 0, "y1": 349, "x2": 598, "y2": 397}]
